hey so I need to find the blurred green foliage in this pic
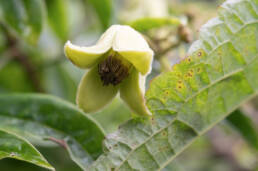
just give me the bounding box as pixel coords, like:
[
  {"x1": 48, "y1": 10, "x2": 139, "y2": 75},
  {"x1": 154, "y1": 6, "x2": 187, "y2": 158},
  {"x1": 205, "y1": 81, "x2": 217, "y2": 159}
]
[
  {"x1": 0, "y1": 0, "x2": 257, "y2": 170},
  {"x1": 45, "y1": 0, "x2": 69, "y2": 41}
]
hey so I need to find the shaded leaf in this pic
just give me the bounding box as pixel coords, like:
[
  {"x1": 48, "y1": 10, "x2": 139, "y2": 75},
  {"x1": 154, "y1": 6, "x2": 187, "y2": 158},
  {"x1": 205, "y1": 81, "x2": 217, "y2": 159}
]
[
  {"x1": 0, "y1": 0, "x2": 44, "y2": 44},
  {"x1": 45, "y1": 0, "x2": 69, "y2": 41},
  {"x1": 92, "y1": 98, "x2": 131, "y2": 134},
  {"x1": 0, "y1": 0, "x2": 26, "y2": 35},
  {"x1": 56, "y1": 64, "x2": 77, "y2": 102},
  {"x1": 43, "y1": 64, "x2": 77, "y2": 102},
  {"x1": 227, "y1": 110, "x2": 258, "y2": 149},
  {"x1": 22, "y1": 0, "x2": 44, "y2": 44},
  {"x1": 87, "y1": 0, "x2": 112, "y2": 29},
  {"x1": 0, "y1": 94, "x2": 105, "y2": 170},
  {"x1": 129, "y1": 17, "x2": 181, "y2": 32},
  {"x1": 0, "y1": 129, "x2": 54, "y2": 170},
  {"x1": 89, "y1": 0, "x2": 258, "y2": 170},
  {"x1": 0, "y1": 62, "x2": 34, "y2": 93}
]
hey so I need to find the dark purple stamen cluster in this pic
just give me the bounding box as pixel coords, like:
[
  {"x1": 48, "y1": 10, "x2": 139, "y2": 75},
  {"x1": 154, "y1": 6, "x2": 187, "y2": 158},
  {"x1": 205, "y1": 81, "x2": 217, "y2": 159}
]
[{"x1": 98, "y1": 56, "x2": 129, "y2": 86}]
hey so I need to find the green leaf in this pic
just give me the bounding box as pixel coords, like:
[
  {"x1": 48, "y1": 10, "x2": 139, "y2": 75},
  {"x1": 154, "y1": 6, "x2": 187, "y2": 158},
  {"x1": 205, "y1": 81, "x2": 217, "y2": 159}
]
[
  {"x1": 45, "y1": 0, "x2": 69, "y2": 41},
  {"x1": 89, "y1": 0, "x2": 258, "y2": 170},
  {"x1": 0, "y1": 62, "x2": 34, "y2": 93},
  {"x1": 43, "y1": 64, "x2": 77, "y2": 102},
  {"x1": 0, "y1": 0, "x2": 44, "y2": 44},
  {"x1": 56, "y1": 65, "x2": 77, "y2": 102},
  {"x1": 162, "y1": 160, "x2": 184, "y2": 171},
  {"x1": 0, "y1": 94, "x2": 105, "y2": 170},
  {"x1": 0, "y1": 0, "x2": 25, "y2": 34},
  {"x1": 227, "y1": 110, "x2": 258, "y2": 149},
  {"x1": 87, "y1": 0, "x2": 112, "y2": 29},
  {"x1": 22, "y1": 0, "x2": 44, "y2": 44},
  {"x1": 0, "y1": 128, "x2": 54, "y2": 170},
  {"x1": 129, "y1": 17, "x2": 181, "y2": 32}
]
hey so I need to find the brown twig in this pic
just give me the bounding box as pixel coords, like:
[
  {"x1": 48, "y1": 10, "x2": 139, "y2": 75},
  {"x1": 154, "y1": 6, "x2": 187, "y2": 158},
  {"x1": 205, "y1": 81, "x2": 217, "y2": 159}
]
[
  {"x1": 46, "y1": 137, "x2": 68, "y2": 150},
  {"x1": 1, "y1": 23, "x2": 44, "y2": 92}
]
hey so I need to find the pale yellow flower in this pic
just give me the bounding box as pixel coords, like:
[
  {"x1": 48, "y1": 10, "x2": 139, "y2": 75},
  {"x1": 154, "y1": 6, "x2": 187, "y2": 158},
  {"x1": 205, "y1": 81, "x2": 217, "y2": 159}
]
[{"x1": 64, "y1": 25, "x2": 154, "y2": 116}]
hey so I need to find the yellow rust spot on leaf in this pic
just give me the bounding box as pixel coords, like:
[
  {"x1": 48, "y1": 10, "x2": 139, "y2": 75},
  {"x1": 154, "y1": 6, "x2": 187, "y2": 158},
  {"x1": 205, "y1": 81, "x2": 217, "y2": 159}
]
[
  {"x1": 184, "y1": 73, "x2": 188, "y2": 79},
  {"x1": 183, "y1": 69, "x2": 195, "y2": 80},
  {"x1": 196, "y1": 67, "x2": 202, "y2": 73},
  {"x1": 176, "y1": 80, "x2": 185, "y2": 91},
  {"x1": 187, "y1": 71, "x2": 194, "y2": 77},
  {"x1": 193, "y1": 49, "x2": 206, "y2": 60},
  {"x1": 162, "y1": 131, "x2": 167, "y2": 137},
  {"x1": 175, "y1": 72, "x2": 182, "y2": 78},
  {"x1": 186, "y1": 56, "x2": 192, "y2": 63}
]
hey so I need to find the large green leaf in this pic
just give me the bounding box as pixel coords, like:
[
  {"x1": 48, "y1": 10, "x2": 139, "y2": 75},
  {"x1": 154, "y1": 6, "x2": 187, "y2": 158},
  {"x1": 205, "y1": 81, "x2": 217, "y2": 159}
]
[
  {"x1": 0, "y1": 128, "x2": 54, "y2": 170},
  {"x1": 87, "y1": 0, "x2": 112, "y2": 29},
  {"x1": 0, "y1": 94, "x2": 105, "y2": 170},
  {"x1": 45, "y1": 0, "x2": 69, "y2": 41},
  {"x1": 227, "y1": 110, "x2": 258, "y2": 149},
  {"x1": 0, "y1": 0, "x2": 44, "y2": 44},
  {"x1": 89, "y1": 0, "x2": 258, "y2": 170}
]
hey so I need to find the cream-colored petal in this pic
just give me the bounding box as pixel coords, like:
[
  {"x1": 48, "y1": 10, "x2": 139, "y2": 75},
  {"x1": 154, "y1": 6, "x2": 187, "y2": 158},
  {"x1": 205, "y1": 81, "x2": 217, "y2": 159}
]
[
  {"x1": 77, "y1": 66, "x2": 119, "y2": 113},
  {"x1": 113, "y1": 25, "x2": 154, "y2": 75},
  {"x1": 64, "y1": 25, "x2": 120, "y2": 68},
  {"x1": 120, "y1": 68, "x2": 151, "y2": 116},
  {"x1": 117, "y1": 50, "x2": 153, "y2": 75}
]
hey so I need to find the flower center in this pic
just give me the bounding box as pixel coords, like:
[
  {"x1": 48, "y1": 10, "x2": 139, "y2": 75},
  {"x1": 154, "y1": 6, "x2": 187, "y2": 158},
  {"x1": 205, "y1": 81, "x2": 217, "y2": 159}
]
[{"x1": 98, "y1": 55, "x2": 130, "y2": 86}]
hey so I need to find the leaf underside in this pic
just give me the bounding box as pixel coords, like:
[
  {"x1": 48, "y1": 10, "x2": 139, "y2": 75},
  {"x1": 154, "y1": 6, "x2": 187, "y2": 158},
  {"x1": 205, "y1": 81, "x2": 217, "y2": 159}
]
[
  {"x1": 89, "y1": 0, "x2": 258, "y2": 170},
  {"x1": 0, "y1": 94, "x2": 105, "y2": 170}
]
